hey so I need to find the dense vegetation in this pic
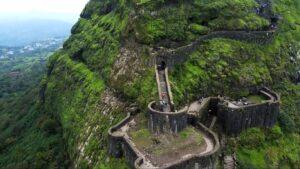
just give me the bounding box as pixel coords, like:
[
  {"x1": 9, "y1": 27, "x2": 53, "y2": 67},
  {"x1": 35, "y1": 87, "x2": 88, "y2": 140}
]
[
  {"x1": 43, "y1": 0, "x2": 299, "y2": 168},
  {"x1": 1, "y1": 0, "x2": 299, "y2": 168},
  {"x1": 0, "y1": 49, "x2": 67, "y2": 168},
  {"x1": 0, "y1": 52, "x2": 48, "y2": 99}
]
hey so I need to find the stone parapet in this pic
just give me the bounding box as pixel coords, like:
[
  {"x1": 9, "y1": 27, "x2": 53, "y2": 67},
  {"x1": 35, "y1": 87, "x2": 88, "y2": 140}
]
[
  {"x1": 135, "y1": 122, "x2": 220, "y2": 169},
  {"x1": 108, "y1": 113, "x2": 220, "y2": 169},
  {"x1": 148, "y1": 101, "x2": 188, "y2": 134},
  {"x1": 217, "y1": 87, "x2": 280, "y2": 135}
]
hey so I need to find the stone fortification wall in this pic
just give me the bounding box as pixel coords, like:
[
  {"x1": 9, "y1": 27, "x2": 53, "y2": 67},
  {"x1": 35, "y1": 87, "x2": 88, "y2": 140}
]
[
  {"x1": 217, "y1": 87, "x2": 280, "y2": 135},
  {"x1": 135, "y1": 122, "x2": 220, "y2": 169},
  {"x1": 148, "y1": 101, "x2": 188, "y2": 134},
  {"x1": 188, "y1": 97, "x2": 220, "y2": 127},
  {"x1": 154, "y1": 30, "x2": 275, "y2": 68},
  {"x1": 108, "y1": 113, "x2": 132, "y2": 158},
  {"x1": 108, "y1": 113, "x2": 146, "y2": 168},
  {"x1": 155, "y1": 65, "x2": 175, "y2": 109},
  {"x1": 109, "y1": 113, "x2": 220, "y2": 169}
]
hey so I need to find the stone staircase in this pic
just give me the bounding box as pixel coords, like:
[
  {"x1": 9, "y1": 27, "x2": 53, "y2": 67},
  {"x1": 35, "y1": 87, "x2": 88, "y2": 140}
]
[{"x1": 223, "y1": 154, "x2": 237, "y2": 169}]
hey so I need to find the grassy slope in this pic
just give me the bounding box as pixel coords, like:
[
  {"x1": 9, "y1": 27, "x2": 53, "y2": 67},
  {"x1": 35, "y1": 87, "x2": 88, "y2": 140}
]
[{"x1": 42, "y1": 0, "x2": 299, "y2": 168}]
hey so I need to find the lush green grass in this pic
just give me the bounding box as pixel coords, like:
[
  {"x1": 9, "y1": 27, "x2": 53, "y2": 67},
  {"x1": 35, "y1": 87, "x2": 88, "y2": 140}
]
[
  {"x1": 247, "y1": 95, "x2": 267, "y2": 104},
  {"x1": 134, "y1": 0, "x2": 270, "y2": 44}
]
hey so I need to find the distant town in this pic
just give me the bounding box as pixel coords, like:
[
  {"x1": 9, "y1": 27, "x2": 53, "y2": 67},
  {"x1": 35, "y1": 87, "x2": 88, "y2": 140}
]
[{"x1": 0, "y1": 37, "x2": 66, "y2": 60}]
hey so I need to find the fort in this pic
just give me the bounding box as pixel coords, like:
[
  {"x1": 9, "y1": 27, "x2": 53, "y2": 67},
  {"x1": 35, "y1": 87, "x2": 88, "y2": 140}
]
[
  {"x1": 108, "y1": 1, "x2": 281, "y2": 168},
  {"x1": 108, "y1": 58, "x2": 280, "y2": 168}
]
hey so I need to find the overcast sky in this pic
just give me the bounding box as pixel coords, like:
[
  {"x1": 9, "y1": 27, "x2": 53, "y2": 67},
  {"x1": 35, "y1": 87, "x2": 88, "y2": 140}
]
[{"x1": 0, "y1": 0, "x2": 89, "y2": 23}]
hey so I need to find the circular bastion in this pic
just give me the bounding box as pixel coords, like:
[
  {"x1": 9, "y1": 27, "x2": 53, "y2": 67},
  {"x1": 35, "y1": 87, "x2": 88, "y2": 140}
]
[{"x1": 148, "y1": 101, "x2": 188, "y2": 134}]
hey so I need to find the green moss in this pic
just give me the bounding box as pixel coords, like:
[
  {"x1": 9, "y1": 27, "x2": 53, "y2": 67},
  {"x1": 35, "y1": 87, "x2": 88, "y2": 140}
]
[
  {"x1": 247, "y1": 95, "x2": 266, "y2": 104},
  {"x1": 189, "y1": 23, "x2": 210, "y2": 35}
]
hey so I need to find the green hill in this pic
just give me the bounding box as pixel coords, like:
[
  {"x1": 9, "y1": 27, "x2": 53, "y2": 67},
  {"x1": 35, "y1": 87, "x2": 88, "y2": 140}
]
[{"x1": 0, "y1": 0, "x2": 299, "y2": 168}]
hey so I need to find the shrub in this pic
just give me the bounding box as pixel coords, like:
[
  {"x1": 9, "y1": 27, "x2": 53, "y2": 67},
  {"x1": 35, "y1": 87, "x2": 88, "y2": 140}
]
[
  {"x1": 278, "y1": 112, "x2": 296, "y2": 133},
  {"x1": 266, "y1": 125, "x2": 283, "y2": 141},
  {"x1": 41, "y1": 119, "x2": 59, "y2": 134},
  {"x1": 189, "y1": 24, "x2": 210, "y2": 35},
  {"x1": 239, "y1": 128, "x2": 265, "y2": 148}
]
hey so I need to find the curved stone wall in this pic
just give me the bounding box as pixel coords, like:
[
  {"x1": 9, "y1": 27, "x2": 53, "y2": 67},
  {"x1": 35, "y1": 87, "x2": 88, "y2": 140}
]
[
  {"x1": 217, "y1": 87, "x2": 280, "y2": 135},
  {"x1": 135, "y1": 122, "x2": 220, "y2": 169},
  {"x1": 109, "y1": 113, "x2": 220, "y2": 169},
  {"x1": 108, "y1": 113, "x2": 149, "y2": 168},
  {"x1": 148, "y1": 101, "x2": 188, "y2": 134},
  {"x1": 108, "y1": 113, "x2": 132, "y2": 158}
]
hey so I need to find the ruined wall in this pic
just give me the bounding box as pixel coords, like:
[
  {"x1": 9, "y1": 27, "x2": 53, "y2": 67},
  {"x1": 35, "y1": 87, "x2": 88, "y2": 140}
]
[
  {"x1": 122, "y1": 140, "x2": 139, "y2": 168},
  {"x1": 148, "y1": 101, "x2": 188, "y2": 134}
]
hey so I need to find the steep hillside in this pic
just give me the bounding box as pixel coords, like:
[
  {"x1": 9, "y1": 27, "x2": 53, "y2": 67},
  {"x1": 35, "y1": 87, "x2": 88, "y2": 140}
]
[{"x1": 41, "y1": 0, "x2": 299, "y2": 168}]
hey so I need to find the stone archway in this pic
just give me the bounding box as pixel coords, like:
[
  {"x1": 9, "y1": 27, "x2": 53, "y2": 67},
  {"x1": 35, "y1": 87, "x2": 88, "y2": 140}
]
[{"x1": 161, "y1": 61, "x2": 166, "y2": 69}]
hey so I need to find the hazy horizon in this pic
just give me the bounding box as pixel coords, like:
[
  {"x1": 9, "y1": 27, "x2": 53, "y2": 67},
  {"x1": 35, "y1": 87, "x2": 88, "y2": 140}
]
[{"x1": 0, "y1": 0, "x2": 89, "y2": 23}]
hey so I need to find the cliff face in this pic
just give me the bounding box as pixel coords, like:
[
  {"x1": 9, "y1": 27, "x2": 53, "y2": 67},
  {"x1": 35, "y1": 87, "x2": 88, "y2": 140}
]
[{"x1": 42, "y1": 0, "x2": 300, "y2": 168}]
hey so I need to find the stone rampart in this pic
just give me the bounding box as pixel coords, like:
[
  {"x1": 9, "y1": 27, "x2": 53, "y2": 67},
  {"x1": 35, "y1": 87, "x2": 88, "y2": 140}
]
[
  {"x1": 108, "y1": 113, "x2": 148, "y2": 168},
  {"x1": 135, "y1": 122, "x2": 220, "y2": 169},
  {"x1": 155, "y1": 65, "x2": 174, "y2": 108},
  {"x1": 108, "y1": 113, "x2": 132, "y2": 158},
  {"x1": 217, "y1": 87, "x2": 280, "y2": 135},
  {"x1": 109, "y1": 112, "x2": 220, "y2": 169},
  {"x1": 154, "y1": 30, "x2": 275, "y2": 68},
  {"x1": 148, "y1": 101, "x2": 188, "y2": 134}
]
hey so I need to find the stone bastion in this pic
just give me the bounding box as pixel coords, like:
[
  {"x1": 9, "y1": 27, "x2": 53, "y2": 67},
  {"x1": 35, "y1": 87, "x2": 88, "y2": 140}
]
[
  {"x1": 108, "y1": 87, "x2": 280, "y2": 168},
  {"x1": 108, "y1": 112, "x2": 220, "y2": 169},
  {"x1": 218, "y1": 87, "x2": 280, "y2": 135},
  {"x1": 148, "y1": 101, "x2": 188, "y2": 134},
  {"x1": 187, "y1": 87, "x2": 280, "y2": 135}
]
